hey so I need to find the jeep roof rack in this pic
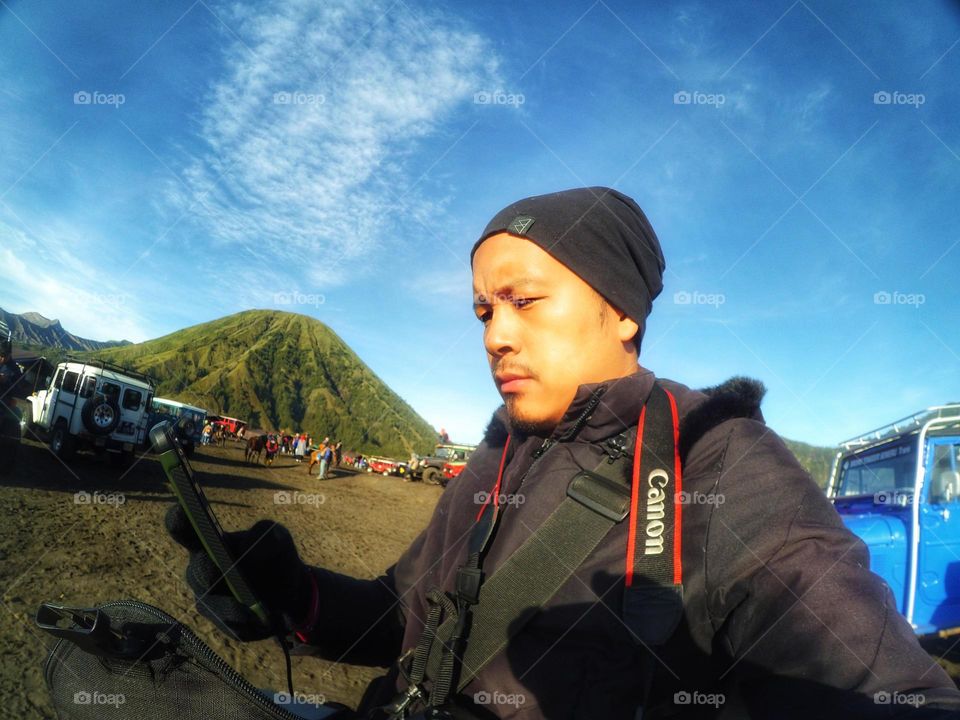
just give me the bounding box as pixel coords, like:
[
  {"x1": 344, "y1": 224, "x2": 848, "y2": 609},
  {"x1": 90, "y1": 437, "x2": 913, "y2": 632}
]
[
  {"x1": 63, "y1": 355, "x2": 157, "y2": 387},
  {"x1": 839, "y1": 403, "x2": 960, "y2": 452}
]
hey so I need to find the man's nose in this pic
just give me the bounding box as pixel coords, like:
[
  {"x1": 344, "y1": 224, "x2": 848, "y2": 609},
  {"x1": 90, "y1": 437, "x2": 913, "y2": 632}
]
[{"x1": 483, "y1": 307, "x2": 519, "y2": 358}]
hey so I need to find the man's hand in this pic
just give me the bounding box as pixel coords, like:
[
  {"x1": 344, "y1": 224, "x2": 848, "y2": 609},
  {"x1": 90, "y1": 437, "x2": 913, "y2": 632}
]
[{"x1": 164, "y1": 503, "x2": 314, "y2": 641}]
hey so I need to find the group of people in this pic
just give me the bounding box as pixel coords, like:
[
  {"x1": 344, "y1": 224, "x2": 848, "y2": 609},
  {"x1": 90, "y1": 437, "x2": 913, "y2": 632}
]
[
  {"x1": 199, "y1": 422, "x2": 226, "y2": 446},
  {"x1": 249, "y1": 431, "x2": 344, "y2": 477},
  {"x1": 307, "y1": 436, "x2": 342, "y2": 479}
]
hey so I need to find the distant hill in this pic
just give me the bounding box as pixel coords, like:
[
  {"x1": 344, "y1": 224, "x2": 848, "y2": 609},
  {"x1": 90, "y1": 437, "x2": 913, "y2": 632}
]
[
  {"x1": 783, "y1": 437, "x2": 837, "y2": 490},
  {"x1": 87, "y1": 309, "x2": 438, "y2": 458},
  {"x1": 1, "y1": 307, "x2": 131, "y2": 352}
]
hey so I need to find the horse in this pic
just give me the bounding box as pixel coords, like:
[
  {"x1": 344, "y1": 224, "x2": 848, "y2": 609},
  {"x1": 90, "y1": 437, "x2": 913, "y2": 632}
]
[{"x1": 244, "y1": 434, "x2": 266, "y2": 464}]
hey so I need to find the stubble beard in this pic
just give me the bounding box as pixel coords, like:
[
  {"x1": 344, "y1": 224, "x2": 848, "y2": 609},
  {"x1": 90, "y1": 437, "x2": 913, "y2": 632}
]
[{"x1": 504, "y1": 395, "x2": 556, "y2": 438}]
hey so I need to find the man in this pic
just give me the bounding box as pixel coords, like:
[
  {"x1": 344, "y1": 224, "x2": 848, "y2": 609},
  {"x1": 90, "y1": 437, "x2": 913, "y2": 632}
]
[{"x1": 167, "y1": 188, "x2": 960, "y2": 718}]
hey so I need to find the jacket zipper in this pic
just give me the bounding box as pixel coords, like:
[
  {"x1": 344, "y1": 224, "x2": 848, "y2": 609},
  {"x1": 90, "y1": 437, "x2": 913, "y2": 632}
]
[{"x1": 43, "y1": 599, "x2": 305, "y2": 720}]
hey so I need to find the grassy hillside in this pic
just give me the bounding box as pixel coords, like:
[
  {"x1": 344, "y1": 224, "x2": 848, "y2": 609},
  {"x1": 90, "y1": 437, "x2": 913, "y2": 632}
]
[
  {"x1": 783, "y1": 437, "x2": 838, "y2": 490},
  {"x1": 87, "y1": 309, "x2": 438, "y2": 458}
]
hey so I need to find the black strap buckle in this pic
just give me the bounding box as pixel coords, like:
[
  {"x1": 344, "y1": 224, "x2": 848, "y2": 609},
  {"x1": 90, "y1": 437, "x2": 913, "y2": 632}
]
[
  {"x1": 566, "y1": 470, "x2": 631, "y2": 522},
  {"x1": 455, "y1": 566, "x2": 484, "y2": 605}
]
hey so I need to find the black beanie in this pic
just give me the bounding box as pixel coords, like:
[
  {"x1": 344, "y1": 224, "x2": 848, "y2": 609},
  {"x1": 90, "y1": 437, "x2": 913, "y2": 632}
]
[{"x1": 470, "y1": 187, "x2": 665, "y2": 349}]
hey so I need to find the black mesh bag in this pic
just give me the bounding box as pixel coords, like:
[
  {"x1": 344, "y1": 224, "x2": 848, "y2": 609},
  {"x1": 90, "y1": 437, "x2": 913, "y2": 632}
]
[{"x1": 37, "y1": 599, "x2": 357, "y2": 720}]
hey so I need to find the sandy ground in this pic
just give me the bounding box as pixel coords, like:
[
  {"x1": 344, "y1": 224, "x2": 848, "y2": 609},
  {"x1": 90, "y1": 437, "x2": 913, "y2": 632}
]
[
  {"x1": 3, "y1": 437, "x2": 960, "y2": 719},
  {"x1": 0, "y1": 437, "x2": 442, "y2": 719}
]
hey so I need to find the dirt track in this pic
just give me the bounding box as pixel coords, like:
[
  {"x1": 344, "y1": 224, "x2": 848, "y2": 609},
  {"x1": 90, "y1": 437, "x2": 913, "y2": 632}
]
[
  {"x1": 0, "y1": 438, "x2": 442, "y2": 719},
  {"x1": 3, "y1": 437, "x2": 960, "y2": 719}
]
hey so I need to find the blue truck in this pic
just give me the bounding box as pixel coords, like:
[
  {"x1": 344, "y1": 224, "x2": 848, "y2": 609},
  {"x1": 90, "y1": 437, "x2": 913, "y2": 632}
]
[{"x1": 828, "y1": 404, "x2": 960, "y2": 636}]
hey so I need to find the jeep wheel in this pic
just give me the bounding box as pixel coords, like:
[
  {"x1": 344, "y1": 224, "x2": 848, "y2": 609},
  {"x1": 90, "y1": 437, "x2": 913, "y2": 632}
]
[
  {"x1": 177, "y1": 417, "x2": 196, "y2": 437},
  {"x1": 50, "y1": 421, "x2": 75, "y2": 460},
  {"x1": 81, "y1": 396, "x2": 121, "y2": 436},
  {"x1": 422, "y1": 466, "x2": 441, "y2": 485}
]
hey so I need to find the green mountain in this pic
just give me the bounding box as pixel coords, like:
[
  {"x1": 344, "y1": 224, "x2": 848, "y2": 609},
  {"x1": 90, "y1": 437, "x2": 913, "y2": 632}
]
[
  {"x1": 783, "y1": 437, "x2": 838, "y2": 490},
  {"x1": 88, "y1": 309, "x2": 438, "y2": 458},
  {"x1": 1, "y1": 307, "x2": 131, "y2": 351}
]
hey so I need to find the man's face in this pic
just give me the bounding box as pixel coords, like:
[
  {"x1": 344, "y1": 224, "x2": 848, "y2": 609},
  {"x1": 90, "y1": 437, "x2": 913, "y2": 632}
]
[{"x1": 472, "y1": 232, "x2": 639, "y2": 435}]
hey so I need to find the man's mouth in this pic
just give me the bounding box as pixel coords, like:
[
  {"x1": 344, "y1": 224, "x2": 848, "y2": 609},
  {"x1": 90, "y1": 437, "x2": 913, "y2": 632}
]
[{"x1": 495, "y1": 372, "x2": 533, "y2": 394}]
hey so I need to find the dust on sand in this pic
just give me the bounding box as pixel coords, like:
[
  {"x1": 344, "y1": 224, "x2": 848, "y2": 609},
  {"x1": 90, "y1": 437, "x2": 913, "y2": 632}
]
[
  {"x1": 3, "y1": 438, "x2": 959, "y2": 719},
  {"x1": 1, "y1": 438, "x2": 442, "y2": 719}
]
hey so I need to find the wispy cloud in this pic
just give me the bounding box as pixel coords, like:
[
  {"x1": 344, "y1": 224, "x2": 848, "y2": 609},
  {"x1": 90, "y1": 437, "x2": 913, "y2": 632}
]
[
  {"x1": 0, "y1": 219, "x2": 150, "y2": 342},
  {"x1": 165, "y1": 0, "x2": 500, "y2": 288}
]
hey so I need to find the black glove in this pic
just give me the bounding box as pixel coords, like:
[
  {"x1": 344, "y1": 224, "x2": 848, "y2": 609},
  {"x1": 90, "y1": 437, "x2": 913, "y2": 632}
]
[{"x1": 164, "y1": 503, "x2": 314, "y2": 641}]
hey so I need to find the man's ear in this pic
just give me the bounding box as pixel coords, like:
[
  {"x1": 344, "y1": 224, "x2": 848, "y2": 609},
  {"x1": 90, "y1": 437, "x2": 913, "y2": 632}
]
[{"x1": 612, "y1": 305, "x2": 639, "y2": 344}]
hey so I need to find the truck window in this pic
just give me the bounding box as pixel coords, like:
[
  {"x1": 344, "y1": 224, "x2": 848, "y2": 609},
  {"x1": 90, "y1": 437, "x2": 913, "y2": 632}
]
[
  {"x1": 79, "y1": 376, "x2": 96, "y2": 398},
  {"x1": 101, "y1": 382, "x2": 120, "y2": 402},
  {"x1": 52, "y1": 368, "x2": 64, "y2": 389},
  {"x1": 837, "y1": 440, "x2": 917, "y2": 497},
  {"x1": 929, "y1": 443, "x2": 960, "y2": 502},
  {"x1": 122, "y1": 388, "x2": 142, "y2": 411},
  {"x1": 61, "y1": 371, "x2": 80, "y2": 394}
]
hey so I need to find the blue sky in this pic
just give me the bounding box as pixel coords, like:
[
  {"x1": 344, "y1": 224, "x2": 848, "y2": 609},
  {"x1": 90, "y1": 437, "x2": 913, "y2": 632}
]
[{"x1": 1, "y1": 0, "x2": 958, "y2": 447}]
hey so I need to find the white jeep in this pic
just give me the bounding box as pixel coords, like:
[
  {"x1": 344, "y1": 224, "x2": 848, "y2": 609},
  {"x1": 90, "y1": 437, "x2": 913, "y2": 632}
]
[{"x1": 28, "y1": 358, "x2": 155, "y2": 464}]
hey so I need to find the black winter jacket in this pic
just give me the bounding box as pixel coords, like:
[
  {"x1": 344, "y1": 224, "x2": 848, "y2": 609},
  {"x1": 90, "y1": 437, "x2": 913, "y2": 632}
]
[{"x1": 299, "y1": 366, "x2": 960, "y2": 719}]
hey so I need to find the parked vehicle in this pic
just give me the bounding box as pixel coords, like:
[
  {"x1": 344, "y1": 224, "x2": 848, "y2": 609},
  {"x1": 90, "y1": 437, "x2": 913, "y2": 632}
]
[
  {"x1": 441, "y1": 459, "x2": 468, "y2": 484},
  {"x1": 206, "y1": 414, "x2": 246, "y2": 437},
  {"x1": 27, "y1": 358, "x2": 156, "y2": 465},
  {"x1": 827, "y1": 403, "x2": 960, "y2": 635},
  {"x1": 410, "y1": 443, "x2": 476, "y2": 485},
  {"x1": 366, "y1": 456, "x2": 401, "y2": 476},
  {"x1": 147, "y1": 397, "x2": 207, "y2": 457}
]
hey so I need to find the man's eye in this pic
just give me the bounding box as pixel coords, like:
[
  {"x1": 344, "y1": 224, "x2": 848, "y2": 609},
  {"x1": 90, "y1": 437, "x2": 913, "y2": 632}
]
[
  {"x1": 512, "y1": 297, "x2": 537, "y2": 309},
  {"x1": 477, "y1": 310, "x2": 492, "y2": 324}
]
